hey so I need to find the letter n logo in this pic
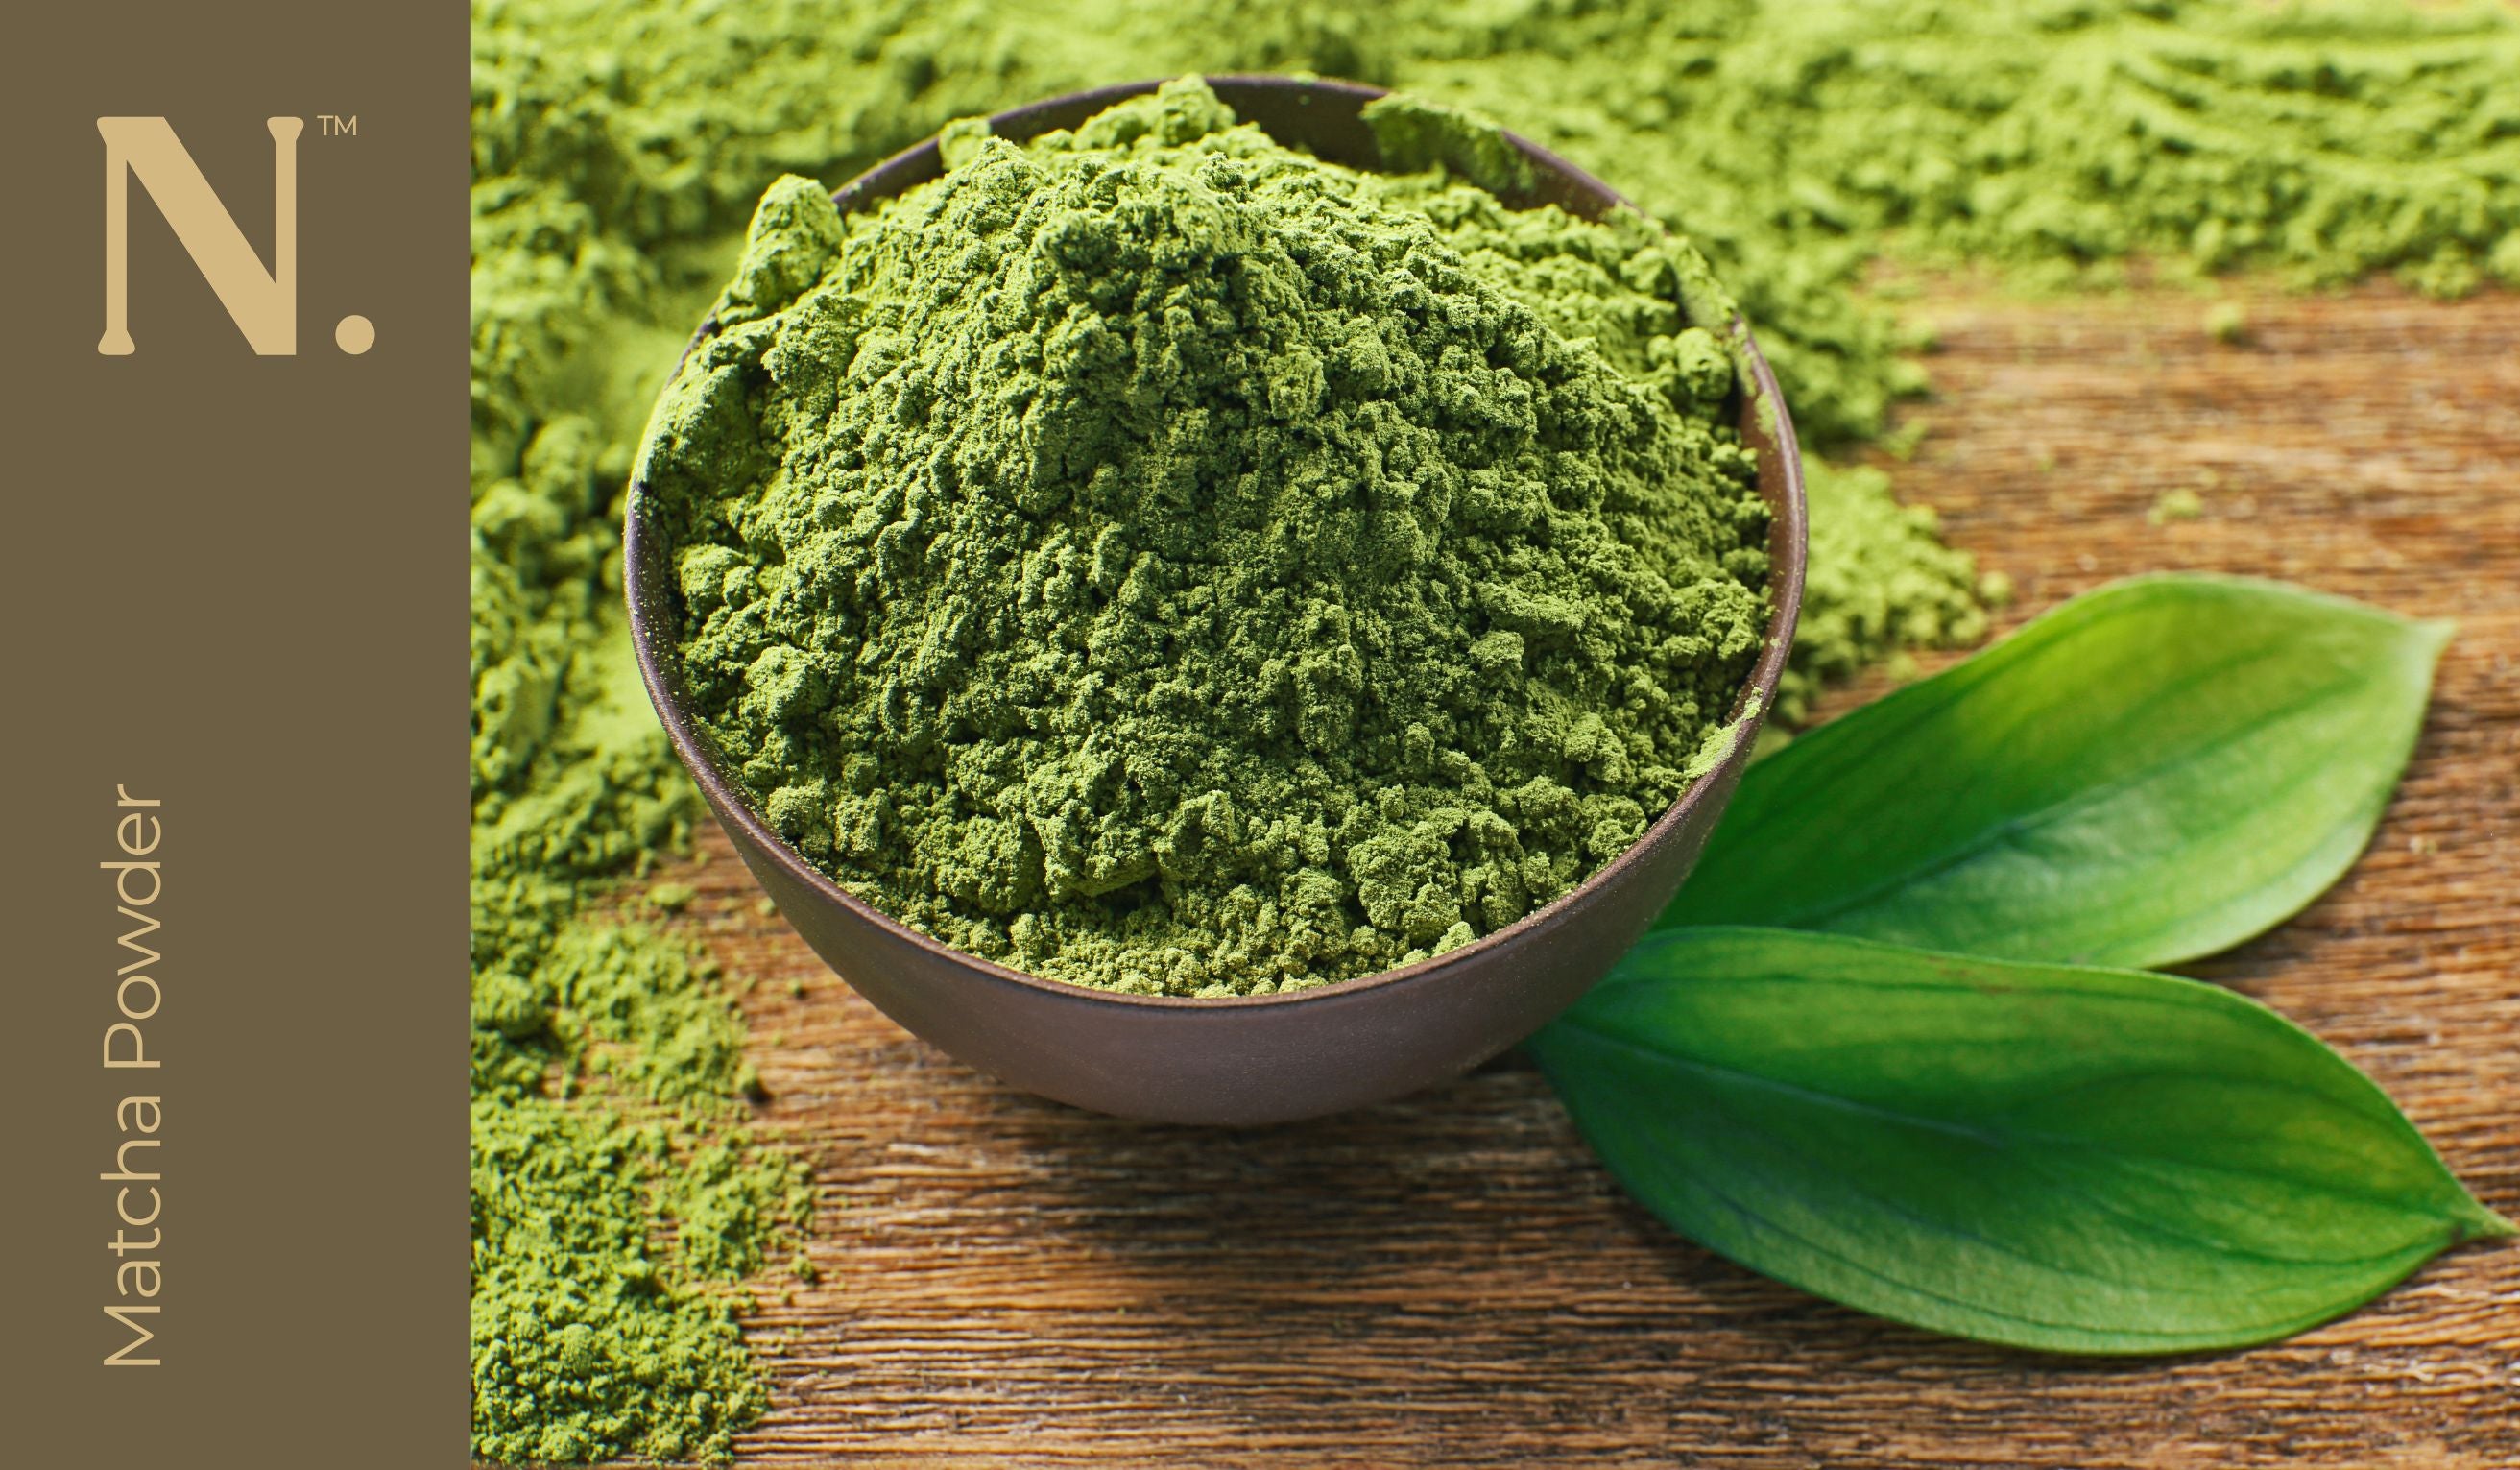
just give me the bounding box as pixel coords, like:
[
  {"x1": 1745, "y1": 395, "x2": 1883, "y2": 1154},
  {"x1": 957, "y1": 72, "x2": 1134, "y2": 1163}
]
[{"x1": 97, "y1": 117, "x2": 301, "y2": 355}]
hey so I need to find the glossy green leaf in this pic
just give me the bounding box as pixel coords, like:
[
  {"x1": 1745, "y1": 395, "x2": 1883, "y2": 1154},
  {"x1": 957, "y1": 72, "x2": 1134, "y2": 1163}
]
[
  {"x1": 1659, "y1": 575, "x2": 2450, "y2": 967},
  {"x1": 1528, "y1": 927, "x2": 2511, "y2": 1355}
]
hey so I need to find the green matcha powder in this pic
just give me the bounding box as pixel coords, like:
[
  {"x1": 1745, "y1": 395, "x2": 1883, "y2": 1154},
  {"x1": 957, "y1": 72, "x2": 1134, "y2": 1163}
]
[{"x1": 641, "y1": 82, "x2": 1771, "y2": 996}]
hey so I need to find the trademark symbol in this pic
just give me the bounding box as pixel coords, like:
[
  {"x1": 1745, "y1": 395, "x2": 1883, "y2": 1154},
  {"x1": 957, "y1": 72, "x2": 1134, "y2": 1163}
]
[{"x1": 319, "y1": 114, "x2": 357, "y2": 137}]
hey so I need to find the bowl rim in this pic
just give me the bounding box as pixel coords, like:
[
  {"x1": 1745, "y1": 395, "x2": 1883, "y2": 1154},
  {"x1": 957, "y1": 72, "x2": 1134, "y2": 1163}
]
[{"x1": 624, "y1": 73, "x2": 1809, "y2": 1012}]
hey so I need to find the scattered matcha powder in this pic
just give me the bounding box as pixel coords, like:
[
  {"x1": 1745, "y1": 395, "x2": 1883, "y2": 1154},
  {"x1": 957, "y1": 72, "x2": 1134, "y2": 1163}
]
[
  {"x1": 468, "y1": 895, "x2": 814, "y2": 1463},
  {"x1": 468, "y1": 0, "x2": 2519, "y2": 1458},
  {"x1": 2151, "y1": 486, "x2": 2208, "y2": 524},
  {"x1": 640, "y1": 82, "x2": 1771, "y2": 996},
  {"x1": 1779, "y1": 459, "x2": 2001, "y2": 725},
  {"x1": 469, "y1": 831, "x2": 813, "y2": 1464}
]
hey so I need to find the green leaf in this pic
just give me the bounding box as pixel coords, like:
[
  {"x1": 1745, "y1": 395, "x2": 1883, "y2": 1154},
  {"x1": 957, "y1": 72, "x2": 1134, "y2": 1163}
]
[
  {"x1": 1660, "y1": 575, "x2": 2451, "y2": 967},
  {"x1": 1528, "y1": 927, "x2": 2511, "y2": 1355}
]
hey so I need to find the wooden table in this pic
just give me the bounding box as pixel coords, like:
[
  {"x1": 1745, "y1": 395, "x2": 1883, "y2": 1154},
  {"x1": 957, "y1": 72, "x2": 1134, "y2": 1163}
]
[{"x1": 660, "y1": 284, "x2": 2519, "y2": 1468}]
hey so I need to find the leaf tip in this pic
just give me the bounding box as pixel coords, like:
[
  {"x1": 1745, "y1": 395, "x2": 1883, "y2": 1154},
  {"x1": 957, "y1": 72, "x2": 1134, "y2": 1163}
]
[{"x1": 2457, "y1": 1199, "x2": 2518, "y2": 1242}]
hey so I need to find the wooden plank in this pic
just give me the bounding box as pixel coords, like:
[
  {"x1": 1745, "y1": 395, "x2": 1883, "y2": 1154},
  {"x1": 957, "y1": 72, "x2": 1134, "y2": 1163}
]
[{"x1": 654, "y1": 284, "x2": 2519, "y2": 1468}]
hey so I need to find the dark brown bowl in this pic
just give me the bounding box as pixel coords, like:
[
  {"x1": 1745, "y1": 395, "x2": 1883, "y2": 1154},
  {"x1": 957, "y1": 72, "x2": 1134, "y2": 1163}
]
[{"x1": 626, "y1": 76, "x2": 1808, "y2": 1124}]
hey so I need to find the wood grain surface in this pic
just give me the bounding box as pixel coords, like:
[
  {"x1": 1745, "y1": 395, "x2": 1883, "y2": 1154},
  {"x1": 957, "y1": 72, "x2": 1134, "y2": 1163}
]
[{"x1": 654, "y1": 284, "x2": 2519, "y2": 1468}]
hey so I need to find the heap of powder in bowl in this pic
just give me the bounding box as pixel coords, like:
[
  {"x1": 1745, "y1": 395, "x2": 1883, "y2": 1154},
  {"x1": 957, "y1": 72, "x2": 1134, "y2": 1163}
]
[{"x1": 636, "y1": 79, "x2": 1772, "y2": 997}]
